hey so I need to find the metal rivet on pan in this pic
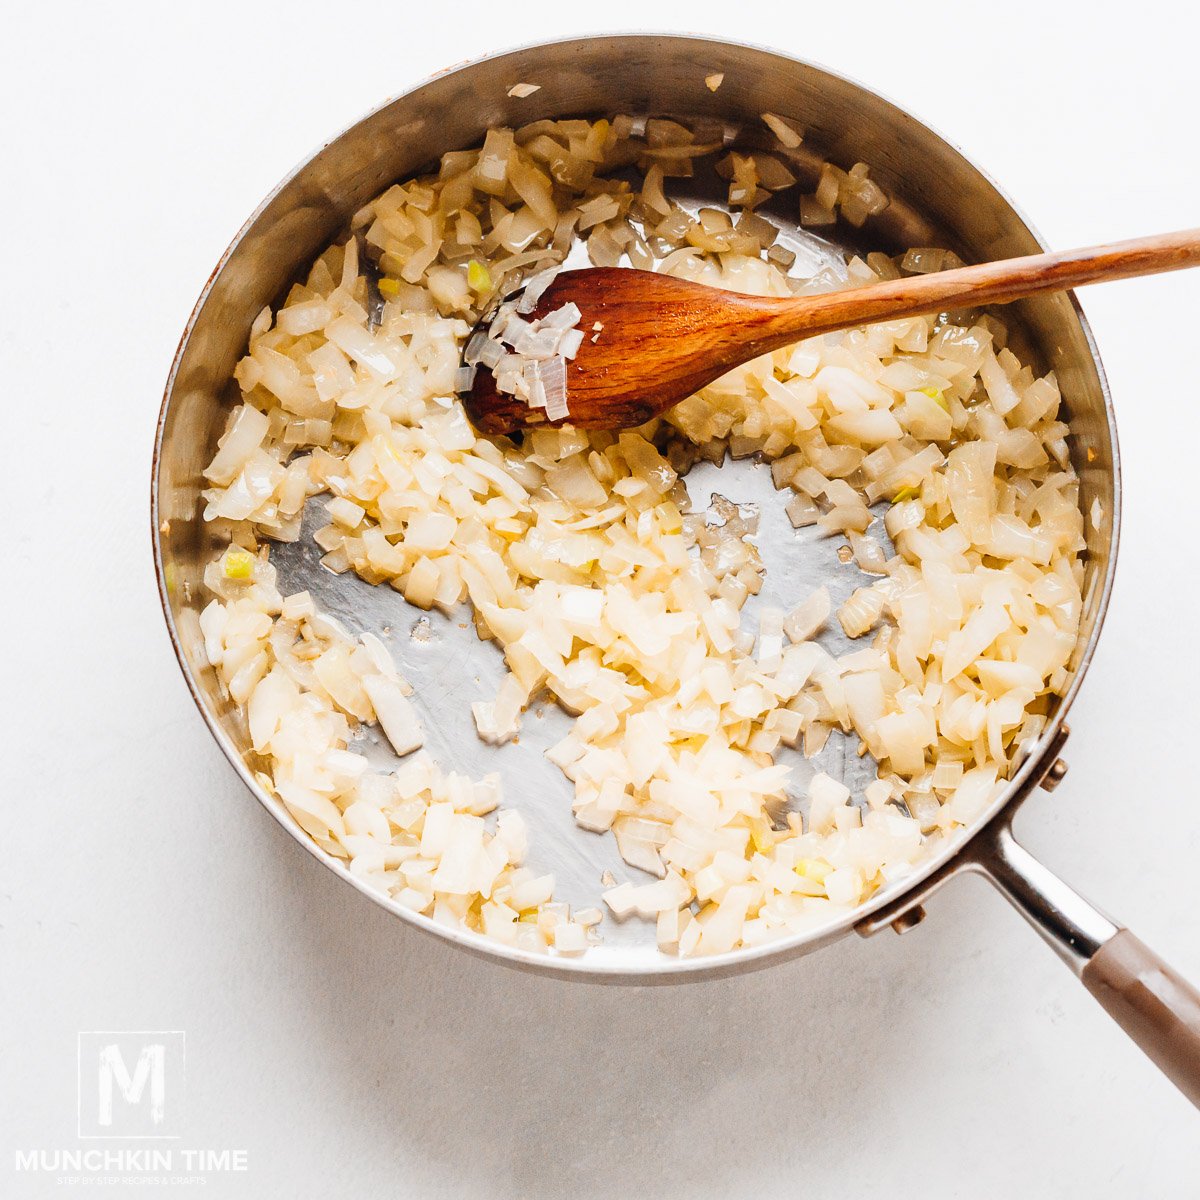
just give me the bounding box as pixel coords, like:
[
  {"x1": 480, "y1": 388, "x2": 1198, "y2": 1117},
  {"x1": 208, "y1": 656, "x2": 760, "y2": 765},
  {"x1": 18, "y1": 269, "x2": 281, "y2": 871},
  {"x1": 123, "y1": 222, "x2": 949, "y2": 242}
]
[
  {"x1": 1041, "y1": 758, "x2": 1069, "y2": 791},
  {"x1": 891, "y1": 906, "x2": 926, "y2": 934}
]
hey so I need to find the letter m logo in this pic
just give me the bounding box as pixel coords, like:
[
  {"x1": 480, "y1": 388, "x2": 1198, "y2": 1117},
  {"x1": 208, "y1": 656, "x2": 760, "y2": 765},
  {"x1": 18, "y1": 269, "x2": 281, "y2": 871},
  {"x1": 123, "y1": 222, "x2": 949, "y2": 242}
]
[{"x1": 78, "y1": 1032, "x2": 185, "y2": 1138}]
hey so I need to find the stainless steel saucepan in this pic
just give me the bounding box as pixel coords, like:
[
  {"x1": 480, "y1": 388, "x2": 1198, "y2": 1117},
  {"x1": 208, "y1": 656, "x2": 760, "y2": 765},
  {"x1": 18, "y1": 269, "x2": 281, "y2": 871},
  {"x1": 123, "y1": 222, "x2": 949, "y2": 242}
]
[{"x1": 152, "y1": 34, "x2": 1200, "y2": 1105}]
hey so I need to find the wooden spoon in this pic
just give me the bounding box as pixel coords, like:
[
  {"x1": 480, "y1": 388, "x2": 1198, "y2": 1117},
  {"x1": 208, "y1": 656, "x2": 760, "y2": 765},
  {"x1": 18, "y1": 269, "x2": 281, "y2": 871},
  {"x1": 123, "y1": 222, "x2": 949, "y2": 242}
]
[{"x1": 463, "y1": 228, "x2": 1200, "y2": 435}]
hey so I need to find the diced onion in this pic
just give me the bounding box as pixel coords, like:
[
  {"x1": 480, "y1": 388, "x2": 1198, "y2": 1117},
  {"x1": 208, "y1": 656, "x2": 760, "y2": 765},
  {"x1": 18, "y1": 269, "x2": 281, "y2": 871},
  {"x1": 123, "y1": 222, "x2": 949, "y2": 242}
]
[{"x1": 197, "y1": 111, "x2": 1086, "y2": 962}]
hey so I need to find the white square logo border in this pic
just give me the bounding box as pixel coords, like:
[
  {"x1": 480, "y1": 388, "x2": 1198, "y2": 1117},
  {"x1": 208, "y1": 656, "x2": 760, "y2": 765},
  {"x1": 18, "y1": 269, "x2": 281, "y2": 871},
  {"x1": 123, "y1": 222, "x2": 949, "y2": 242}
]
[{"x1": 77, "y1": 1031, "x2": 186, "y2": 1140}]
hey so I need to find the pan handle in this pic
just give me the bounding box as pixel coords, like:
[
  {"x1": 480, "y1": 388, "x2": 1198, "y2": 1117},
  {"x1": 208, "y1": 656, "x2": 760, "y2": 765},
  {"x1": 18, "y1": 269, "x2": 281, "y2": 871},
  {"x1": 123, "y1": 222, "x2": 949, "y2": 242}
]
[{"x1": 969, "y1": 822, "x2": 1200, "y2": 1108}]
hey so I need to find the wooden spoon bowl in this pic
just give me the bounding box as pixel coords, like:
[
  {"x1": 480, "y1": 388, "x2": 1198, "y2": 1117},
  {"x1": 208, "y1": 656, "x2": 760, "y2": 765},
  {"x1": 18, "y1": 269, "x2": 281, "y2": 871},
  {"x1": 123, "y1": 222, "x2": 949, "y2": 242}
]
[{"x1": 463, "y1": 230, "x2": 1200, "y2": 436}]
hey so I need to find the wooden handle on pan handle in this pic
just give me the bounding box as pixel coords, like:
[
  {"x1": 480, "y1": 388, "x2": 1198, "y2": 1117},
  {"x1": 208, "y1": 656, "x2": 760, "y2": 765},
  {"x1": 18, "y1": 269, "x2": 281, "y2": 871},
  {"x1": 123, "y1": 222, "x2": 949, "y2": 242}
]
[
  {"x1": 1082, "y1": 929, "x2": 1200, "y2": 1107},
  {"x1": 953, "y1": 818, "x2": 1200, "y2": 1110}
]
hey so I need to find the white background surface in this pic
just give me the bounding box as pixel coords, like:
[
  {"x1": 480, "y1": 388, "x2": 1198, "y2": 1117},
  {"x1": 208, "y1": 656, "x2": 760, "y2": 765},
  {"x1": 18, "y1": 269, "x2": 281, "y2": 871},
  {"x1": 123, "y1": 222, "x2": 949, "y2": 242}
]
[{"x1": 3, "y1": 1, "x2": 1198, "y2": 1195}]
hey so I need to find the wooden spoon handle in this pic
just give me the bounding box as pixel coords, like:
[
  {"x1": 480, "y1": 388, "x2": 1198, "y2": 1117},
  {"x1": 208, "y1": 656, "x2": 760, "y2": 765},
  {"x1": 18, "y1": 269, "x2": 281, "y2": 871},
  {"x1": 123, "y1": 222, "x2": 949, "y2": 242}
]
[{"x1": 762, "y1": 227, "x2": 1200, "y2": 344}]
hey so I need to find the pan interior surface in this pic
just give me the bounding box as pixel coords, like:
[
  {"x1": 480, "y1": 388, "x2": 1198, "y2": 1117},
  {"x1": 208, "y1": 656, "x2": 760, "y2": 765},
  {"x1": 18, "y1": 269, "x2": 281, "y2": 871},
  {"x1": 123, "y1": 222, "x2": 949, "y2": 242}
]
[{"x1": 155, "y1": 36, "x2": 1117, "y2": 979}]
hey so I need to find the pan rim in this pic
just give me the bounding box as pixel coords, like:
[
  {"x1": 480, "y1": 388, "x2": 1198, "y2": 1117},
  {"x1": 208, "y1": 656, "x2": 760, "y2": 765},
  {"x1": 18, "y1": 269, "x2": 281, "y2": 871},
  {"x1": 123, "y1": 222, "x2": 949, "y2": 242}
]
[{"x1": 152, "y1": 31, "x2": 1121, "y2": 983}]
